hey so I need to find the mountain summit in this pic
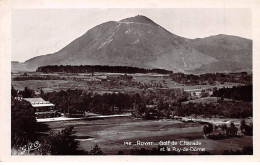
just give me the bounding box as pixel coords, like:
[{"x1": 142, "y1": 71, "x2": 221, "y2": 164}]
[
  {"x1": 119, "y1": 15, "x2": 158, "y2": 26},
  {"x1": 14, "y1": 15, "x2": 252, "y2": 73}
]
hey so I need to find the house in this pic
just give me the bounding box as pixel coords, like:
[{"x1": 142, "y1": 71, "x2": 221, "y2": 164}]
[
  {"x1": 23, "y1": 98, "x2": 60, "y2": 118},
  {"x1": 184, "y1": 89, "x2": 202, "y2": 97}
]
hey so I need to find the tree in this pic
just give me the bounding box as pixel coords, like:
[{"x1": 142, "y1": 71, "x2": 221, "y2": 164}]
[
  {"x1": 203, "y1": 123, "x2": 213, "y2": 136},
  {"x1": 11, "y1": 99, "x2": 37, "y2": 150},
  {"x1": 136, "y1": 102, "x2": 146, "y2": 116},
  {"x1": 201, "y1": 91, "x2": 209, "y2": 98},
  {"x1": 228, "y1": 122, "x2": 238, "y2": 136},
  {"x1": 240, "y1": 120, "x2": 253, "y2": 136},
  {"x1": 22, "y1": 87, "x2": 34, "y2": 98},
  {"x1": 40, "y1": 126, "x2": 79, "y2": 155},
  {"x1": 11, "y1": 85, "x2": 17, "y2": 97},
  {"x1": 40, "y1": 89, "x2": 44, "y2": 97},
  {"x1": 89, "y1": 144, "x2": 104, "y2": 155}
]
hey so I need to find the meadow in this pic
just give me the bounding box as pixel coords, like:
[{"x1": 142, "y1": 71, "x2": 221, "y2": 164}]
[{"x1": 44, "y1": 117, "x2": 252, "y2": 155}]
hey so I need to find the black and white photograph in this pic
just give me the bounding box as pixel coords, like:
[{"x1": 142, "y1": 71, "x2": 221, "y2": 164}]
[{"x1": 6, "y1": 6, "x2": 255, "y2": 157}]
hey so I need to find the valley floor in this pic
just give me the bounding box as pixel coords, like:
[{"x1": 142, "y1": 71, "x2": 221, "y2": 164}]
[{"x1": 44, "y1": 116, "x2": 252, "y2": 155}]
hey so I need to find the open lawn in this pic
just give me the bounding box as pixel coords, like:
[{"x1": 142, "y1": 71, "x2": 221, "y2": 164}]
[{"x1": 44, "y1": 117, "x2": 252, "y2": 155}]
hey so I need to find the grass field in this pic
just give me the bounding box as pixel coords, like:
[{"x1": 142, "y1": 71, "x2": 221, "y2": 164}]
[
  {"x1": 44, "y1": 117, "x2": 252, "y2": 155},
  {"x1": 182, "y1": 97, "x2": 233, "y2": 104},
  {"x1": 11, "y1": 72, "x2": 242, "y2": 94}
]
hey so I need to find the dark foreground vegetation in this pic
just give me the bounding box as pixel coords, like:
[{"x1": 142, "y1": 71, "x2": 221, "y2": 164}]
[
  {"x1": 11, "y1": 97, "x2": 105, "y2": 155},
  {"x1": 222, "y1": 146, "x2": 253, "y2": 155},
  {"x1": 36, "y1": 65, "x2": 172, "y2": 74},
  {"x1": 202, "y1": 120, "x2": 252, "y2": 140}
]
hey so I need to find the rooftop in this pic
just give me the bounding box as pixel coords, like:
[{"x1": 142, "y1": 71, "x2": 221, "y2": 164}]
[{"x1": 23, "y1": 98, "x2": 55, "y2": 107}]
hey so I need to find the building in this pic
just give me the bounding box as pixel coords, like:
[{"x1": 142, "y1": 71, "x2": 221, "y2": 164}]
[
  {"x1": 184, "y1": 89, "x2": 202, "y2": 97},
  {"x1": 23, "y1": 98, "x2": 59, "y2": 118}
]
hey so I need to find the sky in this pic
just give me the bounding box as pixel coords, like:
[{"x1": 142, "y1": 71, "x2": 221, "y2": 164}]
[{"x1": 12, "y1": 8, "x2": 252, "y2": 62}]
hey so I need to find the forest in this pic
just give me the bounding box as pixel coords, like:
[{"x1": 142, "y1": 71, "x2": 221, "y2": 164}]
[
  {"x1": 36, "y1": 65, "x2": 172, "y2": 74},
  {"x1": 211, "y1": 85, "x2": 252, "y2": 102},
  {"x1": 176, "y1": 101, "x2": 252, "y2": 118},
  {"x1": 12, "y1": 85, "x2": 252, "y2": 119},
  {"x1": 170, "y1": 72, "x2": 252, "y2": 85}
]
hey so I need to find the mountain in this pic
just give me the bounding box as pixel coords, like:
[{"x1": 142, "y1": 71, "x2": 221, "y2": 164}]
[
  {"x1": 14, "y1": 15, "x2": 252, "y2": 73},
  {"x1": 189, "y1": 34, "x2": 252, "y2": 73},
  {"x1": 11, "y1": 61, "x2": 25, "y2": 71}
]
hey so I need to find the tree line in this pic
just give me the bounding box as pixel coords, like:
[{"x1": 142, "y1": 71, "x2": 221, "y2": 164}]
[
  {"x1": 174, "y1": 100, "x2": 252, "y2": 118},
  {"x1": 12, "y1": 86, "x2": 252, "y2": 119},
  {"x1": 212, "y1": 85, "x2": 252, "y2": 102},
  {"x1": 170, "y1": 72, "x2": 252, "y2": 85},
  {"x1": 42, "y1": 89, "x2": 136, "y2": 115},
  {"x1": 36, "y1": 65, "x2": 173, "y2": 74}
]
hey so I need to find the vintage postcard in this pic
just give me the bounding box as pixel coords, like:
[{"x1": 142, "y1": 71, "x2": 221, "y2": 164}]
[{"x1": 0, "y1": 0, "x2": 260, "y2": 162}]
